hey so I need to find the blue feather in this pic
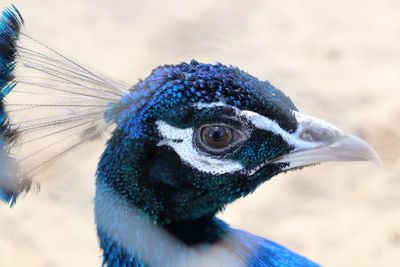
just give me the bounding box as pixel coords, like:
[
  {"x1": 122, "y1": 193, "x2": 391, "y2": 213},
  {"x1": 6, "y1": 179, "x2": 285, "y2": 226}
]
[
  {"x1": 0, "y1": 5, "x2": 24, "y2": 205},
  {"x1": 0, "y1": 5, "x2": 22, "y2": 97},
  {"x1": 246, "y1": 237, "x2": 320, "y2": 267}
]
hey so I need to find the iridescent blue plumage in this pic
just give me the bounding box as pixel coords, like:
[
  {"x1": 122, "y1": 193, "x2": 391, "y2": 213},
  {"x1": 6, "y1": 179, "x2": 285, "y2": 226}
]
[
  {"x1": 0, "y1": 5, "x2": 23, "y2": 204},
  {"x1": 0, "y1": 5, "x2": 21, "y2": 98},
  {"x1": 109, "y1": 61, "x2": 298, "y2": 140},
  {"x1": 0, "y1": 5, "x2": 380, "y2": 267},
  {"x1": 94, "y1": 61, "x2": 320, "y2": 266}
]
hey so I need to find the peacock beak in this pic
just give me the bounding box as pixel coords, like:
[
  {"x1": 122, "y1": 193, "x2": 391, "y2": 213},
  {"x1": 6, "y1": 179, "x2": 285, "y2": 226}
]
[{"x1": 273, "y1": 111, "x2": 382, "y2": 170}]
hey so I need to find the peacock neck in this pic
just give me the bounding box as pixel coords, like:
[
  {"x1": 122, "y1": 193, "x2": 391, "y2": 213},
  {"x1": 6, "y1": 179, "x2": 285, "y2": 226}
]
[{"x1": 94, "y1": 182, "x2": 245, "y2": 267}]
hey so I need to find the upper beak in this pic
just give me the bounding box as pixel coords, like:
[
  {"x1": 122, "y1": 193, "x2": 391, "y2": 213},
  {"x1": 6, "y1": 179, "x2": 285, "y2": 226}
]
[{"x1": 273, "y1": 111, "x2": 382, "y2": 170}]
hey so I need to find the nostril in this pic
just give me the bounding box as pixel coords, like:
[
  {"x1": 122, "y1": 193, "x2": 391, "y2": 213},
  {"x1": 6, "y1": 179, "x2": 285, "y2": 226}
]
[
  {"x1": 300, "y1": 126, "x2": 338, "y2": 143},
  {"x1": 300, "y1": 129, "x2": 316, "y2": 142}
]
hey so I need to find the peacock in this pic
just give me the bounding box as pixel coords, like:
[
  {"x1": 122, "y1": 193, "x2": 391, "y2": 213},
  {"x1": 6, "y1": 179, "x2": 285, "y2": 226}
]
[{"x1": 0, "y1": 5, "x2": 381, "y2": 267}]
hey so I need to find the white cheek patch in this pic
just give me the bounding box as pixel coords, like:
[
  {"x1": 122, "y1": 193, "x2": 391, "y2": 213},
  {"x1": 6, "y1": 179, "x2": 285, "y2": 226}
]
[{"x1": 156, "y1": 121, "x2": 244, "y2": 175}]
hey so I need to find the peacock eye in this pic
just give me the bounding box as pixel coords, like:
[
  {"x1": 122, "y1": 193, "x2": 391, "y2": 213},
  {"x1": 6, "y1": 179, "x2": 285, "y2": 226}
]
[
  {"x1": 201, "y1": 125, "x2": 233, "y2": 149},
  {"x1": 196, "y1": 123, "x2": 247, "y2": 154}
]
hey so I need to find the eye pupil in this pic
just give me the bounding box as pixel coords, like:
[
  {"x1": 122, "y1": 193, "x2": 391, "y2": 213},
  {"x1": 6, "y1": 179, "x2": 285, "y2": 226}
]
[
  {"x1": 209, "y1": 127, "x2": 227, "y2": 142},
  {"x1": 201, "y1": 125, "x2": 233, "y2": 149}
]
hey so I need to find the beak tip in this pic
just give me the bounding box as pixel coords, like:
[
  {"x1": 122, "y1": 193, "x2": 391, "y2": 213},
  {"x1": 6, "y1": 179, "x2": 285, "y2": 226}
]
[
  {"x1": 350, "y1": 135, "x2": 382, "y2": 168},
  {"x1": 368, "y1": 152, "x2": 383, "y2": 168}
]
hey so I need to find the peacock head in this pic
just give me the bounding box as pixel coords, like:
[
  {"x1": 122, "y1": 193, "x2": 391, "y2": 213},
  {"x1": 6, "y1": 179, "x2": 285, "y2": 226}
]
[{"x1": 100, "y1": 60, "x2": 380, "y2": 224}]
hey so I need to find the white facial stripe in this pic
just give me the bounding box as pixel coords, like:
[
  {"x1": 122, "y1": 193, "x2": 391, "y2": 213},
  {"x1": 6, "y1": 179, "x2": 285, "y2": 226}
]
[
  {"x1": 194, "y1": 102, "x2": 229, "y2": 109},
  {"x1": 156, "y1": 121, "x2": 244, "y2": 175},
  {"x1": 240, "y1": 110, "x2": 317, "y2": 151},
  {"x1": 195, "y1": 102, "x2": 319, "y2": 151}
]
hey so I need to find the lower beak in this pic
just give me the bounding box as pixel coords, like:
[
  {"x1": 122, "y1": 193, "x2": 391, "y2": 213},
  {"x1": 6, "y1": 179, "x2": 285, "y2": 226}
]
[{"x1": 273, "y1": 112, "x2": 381, "y2": 170}]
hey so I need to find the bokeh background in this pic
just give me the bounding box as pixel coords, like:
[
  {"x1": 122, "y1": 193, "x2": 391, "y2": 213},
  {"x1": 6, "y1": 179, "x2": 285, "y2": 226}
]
[{"x1": 0, "y1": 0, "x2": 399, "y2": 266}]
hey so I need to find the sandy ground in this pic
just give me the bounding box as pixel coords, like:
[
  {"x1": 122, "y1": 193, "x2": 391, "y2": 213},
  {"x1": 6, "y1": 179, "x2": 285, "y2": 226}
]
[{"x1": 0, "y1": 0, "x2": 399, "y2": 266}]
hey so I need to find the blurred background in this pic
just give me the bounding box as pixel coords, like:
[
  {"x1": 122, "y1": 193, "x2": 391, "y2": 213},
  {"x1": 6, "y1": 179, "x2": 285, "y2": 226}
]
[{"x1": 0, "y1": 0, "x2": 399, "y2": 266}]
